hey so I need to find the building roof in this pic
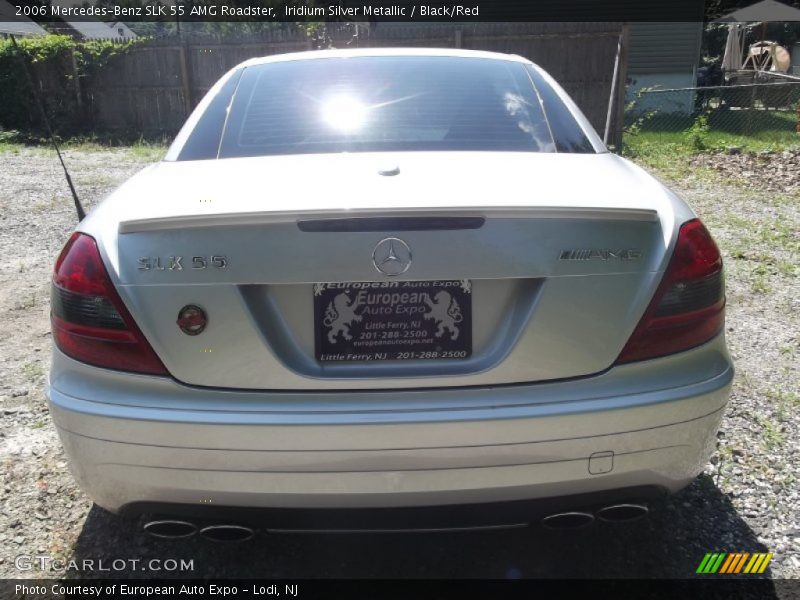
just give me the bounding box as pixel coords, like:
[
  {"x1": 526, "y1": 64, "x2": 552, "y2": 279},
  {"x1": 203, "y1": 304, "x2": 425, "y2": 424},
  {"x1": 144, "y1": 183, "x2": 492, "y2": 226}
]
[
  {"x1": 0, "y1": 0, "x2": 48, "y2": 36},
  {"x1": 62, "y1": 19, "x2": 136, "y2": 39},
  {"x1": 105, "y1": 22, "x2": 137, "y2": 37},
  {"x1": 713, "y1": 0, "x2": 800, "y2": 22}
]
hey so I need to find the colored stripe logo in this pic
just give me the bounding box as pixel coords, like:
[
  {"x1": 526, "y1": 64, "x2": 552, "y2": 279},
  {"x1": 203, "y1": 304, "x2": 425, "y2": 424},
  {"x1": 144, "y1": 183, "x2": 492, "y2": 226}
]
[{"x1": 696, "y1": 552, "x2": 773, "y2": 574}]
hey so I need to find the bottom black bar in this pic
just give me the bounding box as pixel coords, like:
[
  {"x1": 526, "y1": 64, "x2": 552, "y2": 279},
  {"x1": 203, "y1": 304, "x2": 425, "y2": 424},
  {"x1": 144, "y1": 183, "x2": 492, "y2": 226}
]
[{"x1": 2, "y1": 578, "x2": 794, "y2": 600}]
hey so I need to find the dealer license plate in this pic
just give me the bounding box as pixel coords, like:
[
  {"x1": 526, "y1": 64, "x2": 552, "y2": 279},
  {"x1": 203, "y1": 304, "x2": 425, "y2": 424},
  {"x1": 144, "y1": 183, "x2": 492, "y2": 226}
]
[{"x1": 314, "y1": 280, "x2": 472, "y2": 362}]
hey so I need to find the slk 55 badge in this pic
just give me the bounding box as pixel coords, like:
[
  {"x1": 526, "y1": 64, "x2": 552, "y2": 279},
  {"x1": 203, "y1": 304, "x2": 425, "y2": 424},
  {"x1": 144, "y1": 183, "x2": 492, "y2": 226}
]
[{"x1": 138, "y1": 255, "x2": 228, "y2": 271}]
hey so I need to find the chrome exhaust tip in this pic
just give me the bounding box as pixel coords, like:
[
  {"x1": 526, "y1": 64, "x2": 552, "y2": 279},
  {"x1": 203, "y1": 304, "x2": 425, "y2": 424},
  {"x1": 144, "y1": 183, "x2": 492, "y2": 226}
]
[
  {"x1": 540, "y1": 511, "x2": 595, "y2": 530},
  {"x1": 143, "y1": 519, "x2": 198, "y2": 539},
  {"x1": 199, "y1": 524, "x2": 256, "y2": 543},
  {"x1": 596, "y1": 503, "x2": 649, "y2": 523}
]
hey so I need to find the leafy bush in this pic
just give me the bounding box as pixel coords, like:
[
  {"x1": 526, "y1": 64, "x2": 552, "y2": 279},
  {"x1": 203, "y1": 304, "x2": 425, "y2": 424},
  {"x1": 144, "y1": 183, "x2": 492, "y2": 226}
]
[
  {"x1": 0, "y1": 35, "x2": 141, "y2": 136},
  {"x1": 684, "y1": 110, "x2": 711, "y2": 151}
]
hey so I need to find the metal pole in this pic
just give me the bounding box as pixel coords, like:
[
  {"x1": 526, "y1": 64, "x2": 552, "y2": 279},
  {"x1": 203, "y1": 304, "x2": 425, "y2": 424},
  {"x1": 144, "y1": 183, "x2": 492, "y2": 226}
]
[
  {"x1": 604, "y1": 26, "x2": 625, "y2": 147},
  {"x1": 796, "y1": 101, "x2": 799, "y2": 134},
  {"x1": 178, "y1": 42, "x2": 193, "y2": 116}
]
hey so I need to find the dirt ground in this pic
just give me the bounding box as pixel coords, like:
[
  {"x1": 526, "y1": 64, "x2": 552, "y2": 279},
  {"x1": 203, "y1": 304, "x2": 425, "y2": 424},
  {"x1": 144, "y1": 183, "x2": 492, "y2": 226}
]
[{"x1": 0, "y1": 146, "x2": 797, "y2": 584}]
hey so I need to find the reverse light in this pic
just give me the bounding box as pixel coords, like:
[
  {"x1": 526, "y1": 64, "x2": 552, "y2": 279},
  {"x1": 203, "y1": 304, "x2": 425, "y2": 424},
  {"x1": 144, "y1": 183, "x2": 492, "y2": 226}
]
[
  {"x1": 616, "y1": 219, "x2": 725, "y2": 364},
  {"x1": 177, "y1": 305, "x2": 207, "y2": 336},
  {"x1": 51, "y1": 233, "x2": 168, "y2": 375}
]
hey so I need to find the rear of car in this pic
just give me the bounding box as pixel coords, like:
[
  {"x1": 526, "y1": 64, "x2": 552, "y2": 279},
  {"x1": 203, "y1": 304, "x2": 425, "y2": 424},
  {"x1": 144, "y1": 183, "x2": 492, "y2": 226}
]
[{"x1": 46, "y1": 49, "x2": 732, "y2": 530}]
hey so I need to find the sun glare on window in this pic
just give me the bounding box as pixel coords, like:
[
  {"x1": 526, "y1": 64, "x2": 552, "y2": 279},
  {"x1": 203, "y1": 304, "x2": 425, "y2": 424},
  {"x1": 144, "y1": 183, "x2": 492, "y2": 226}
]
[{"x1": 321, "y1": 94, "x2": 368, "y2": 133}]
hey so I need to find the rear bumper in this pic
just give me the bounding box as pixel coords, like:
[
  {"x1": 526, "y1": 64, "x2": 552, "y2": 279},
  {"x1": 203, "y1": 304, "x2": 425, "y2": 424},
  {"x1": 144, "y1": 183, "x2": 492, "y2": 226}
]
[
  {"x1": 47, "y1": 336, "x2": 733, "y2": 516},
  {"x1": 122, "y1": 485, "x2": 668, "y2": 530}
]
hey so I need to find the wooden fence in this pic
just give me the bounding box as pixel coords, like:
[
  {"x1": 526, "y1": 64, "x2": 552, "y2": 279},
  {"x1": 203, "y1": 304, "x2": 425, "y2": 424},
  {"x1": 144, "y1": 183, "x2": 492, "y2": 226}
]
[{"x1": 35, "y1": 23, "x2": 628, "y2": 145}]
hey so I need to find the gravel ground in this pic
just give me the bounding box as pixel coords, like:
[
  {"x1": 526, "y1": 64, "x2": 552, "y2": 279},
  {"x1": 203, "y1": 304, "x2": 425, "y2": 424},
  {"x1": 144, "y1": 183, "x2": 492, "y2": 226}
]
[{"x1": 0, "y1": 147, "x2": 798, "y2": 583}]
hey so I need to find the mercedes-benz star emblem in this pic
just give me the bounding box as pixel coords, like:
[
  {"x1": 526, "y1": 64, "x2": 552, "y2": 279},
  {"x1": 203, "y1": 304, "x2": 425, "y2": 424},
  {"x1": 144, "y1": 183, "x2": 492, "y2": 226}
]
[{"x1": 372, "y1": 237, "x2": 412, "y2": 276}]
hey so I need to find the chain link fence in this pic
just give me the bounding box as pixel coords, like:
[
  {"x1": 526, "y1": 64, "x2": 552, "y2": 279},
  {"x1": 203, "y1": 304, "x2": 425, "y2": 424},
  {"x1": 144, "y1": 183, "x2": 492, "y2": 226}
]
[{"x1": 625, "y1": 82, "x2": 800, "y2": 140}]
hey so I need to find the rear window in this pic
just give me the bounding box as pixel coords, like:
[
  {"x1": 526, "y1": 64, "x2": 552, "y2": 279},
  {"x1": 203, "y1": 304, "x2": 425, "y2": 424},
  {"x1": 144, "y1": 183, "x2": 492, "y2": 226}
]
[{"x1": 179, "y1": 56, "x2": 597, "y2": 160}]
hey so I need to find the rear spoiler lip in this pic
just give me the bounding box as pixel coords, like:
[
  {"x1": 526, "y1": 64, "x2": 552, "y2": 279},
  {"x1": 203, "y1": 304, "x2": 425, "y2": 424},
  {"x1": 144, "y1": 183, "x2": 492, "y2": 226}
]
[{"x1": 118, "y1": 207, "x2": 659, "y2": 234}]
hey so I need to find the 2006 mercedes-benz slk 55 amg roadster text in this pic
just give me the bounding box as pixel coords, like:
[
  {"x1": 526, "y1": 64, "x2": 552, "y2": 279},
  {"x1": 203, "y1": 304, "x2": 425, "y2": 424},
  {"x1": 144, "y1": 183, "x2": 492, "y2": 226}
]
[{"x1": 47, "y1": 48, "x2": 732, "y2": 535}]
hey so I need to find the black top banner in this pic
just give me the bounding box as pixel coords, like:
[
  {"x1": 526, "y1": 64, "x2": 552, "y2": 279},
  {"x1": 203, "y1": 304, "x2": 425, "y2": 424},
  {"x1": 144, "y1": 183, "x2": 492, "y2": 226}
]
[{"x1": 5, "y1": 0, "x2": 800, "y2": 23}]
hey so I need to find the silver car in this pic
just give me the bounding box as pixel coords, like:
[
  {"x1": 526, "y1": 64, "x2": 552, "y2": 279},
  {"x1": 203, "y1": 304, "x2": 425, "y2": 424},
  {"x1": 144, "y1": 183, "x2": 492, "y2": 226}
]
[{"x1": 47, "y1": 48, "x2": 732, "y2": 539}]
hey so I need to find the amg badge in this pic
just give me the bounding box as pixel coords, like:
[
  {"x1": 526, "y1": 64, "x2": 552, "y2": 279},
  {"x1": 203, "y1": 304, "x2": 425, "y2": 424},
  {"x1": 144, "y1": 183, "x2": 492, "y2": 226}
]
[{"x1": 559, "y1": 249, "x2": 643, "y2": 261}]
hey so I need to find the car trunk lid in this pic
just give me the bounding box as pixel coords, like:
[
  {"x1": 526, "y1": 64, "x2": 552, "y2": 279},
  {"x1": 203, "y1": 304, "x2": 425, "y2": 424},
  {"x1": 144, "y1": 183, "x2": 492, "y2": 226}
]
[{"x1": 88, "y1": 152, "x2": 688, "y2": 390}]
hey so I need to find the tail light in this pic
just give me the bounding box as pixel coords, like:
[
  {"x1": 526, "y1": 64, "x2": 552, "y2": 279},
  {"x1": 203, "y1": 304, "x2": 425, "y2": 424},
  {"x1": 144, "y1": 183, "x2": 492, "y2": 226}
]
[
  {"x1": 51, "y1": 232, "x2": 168, "y2": 375},
  {"x1": 616, "y1": 219, "x2": 725, "y2": 364}
]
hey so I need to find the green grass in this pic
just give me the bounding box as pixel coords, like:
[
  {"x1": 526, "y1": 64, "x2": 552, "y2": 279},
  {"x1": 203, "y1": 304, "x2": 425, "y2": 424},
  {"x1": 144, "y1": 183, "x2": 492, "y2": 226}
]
[
  {"x1": 725, "y1": 216, "x2": 799, "y2": 294},
  {"x1": 12, "y1": 293, "x2": 36, "y2": 310},
  {"x1": 767, "y1": 389, "x2": 800, "y2": 420},
  {"x1": 748, "y1": 390, "x2": 797, "y2": 451},
  {"x1": 755, "y1": 414, "x2": 787, "y2": 450},
  {"x1": 623, "y1": 127, "x2": 800, "y2": 178},
  {"x1": 0, "y1": 132, "x2": 168, "y2": 161},
  {"x1": 62, "y1": 138, "x2": 168, "y2": 161},
  {"x1": 625, "y1": 127, "x2": 800, "y2": 156},
  {"x1": 632, "y1": 108, "x2": 798, "y2": 136},
  {"x1": 622, "y1": 108, "x2": 800, "y2": 177},
  {"x1": 749, "y1": 264, "x2": 772, "y2": 294},
  {"x1": 22, "y1": 362, "x2": 44, "y2": 382},
  {"x1": 0, "y1": 140, "x2": 26, "y2": 154},
  {"x1": 126, "y1": 141, "x2": 168, "y2": 161}
]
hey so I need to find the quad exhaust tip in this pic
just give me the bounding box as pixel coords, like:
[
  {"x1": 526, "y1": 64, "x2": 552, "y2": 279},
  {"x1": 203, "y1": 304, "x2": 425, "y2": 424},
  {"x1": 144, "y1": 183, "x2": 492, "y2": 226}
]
[
  {"x1": 596, "y1": 503, "x2": 649, "y2": 523},
  {"x1": 142, "y1": 505, "x2": 648, "y2": 539},
  {"x1": 143, "y1": 520, "x2": 255, "y2": 542},
  {"x1": 199, "y1": 524, "x2": 256, "y2": 543},
  {"x1": 541, "y1": 503, "x2": 649, "y2": 529},
  {"x1": 540, "y1": 511, "x2": 595, "y2": 530},
  {"x1": 143, "y1": 520, "x2": 198, "y2": 539}
]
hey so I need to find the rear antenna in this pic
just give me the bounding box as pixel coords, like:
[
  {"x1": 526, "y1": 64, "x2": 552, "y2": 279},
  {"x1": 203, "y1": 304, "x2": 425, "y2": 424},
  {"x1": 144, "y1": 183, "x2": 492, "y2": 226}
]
[{"x1": 10, "y1": 35, "x2": 86, "y2": 221}]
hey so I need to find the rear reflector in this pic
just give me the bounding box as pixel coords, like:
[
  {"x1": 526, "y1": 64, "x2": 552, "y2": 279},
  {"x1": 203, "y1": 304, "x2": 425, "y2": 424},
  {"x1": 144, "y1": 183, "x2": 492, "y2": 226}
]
[
  {"x1": 616, "y1": 219, "x2": 725, "y2": 364},
  {"x1": 51, "y1": 233, "x2": 168, "y2": 375}
]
